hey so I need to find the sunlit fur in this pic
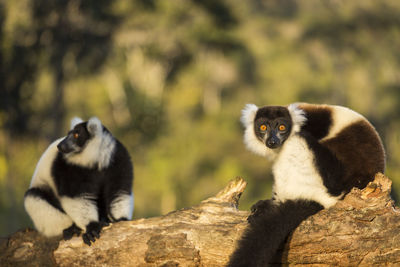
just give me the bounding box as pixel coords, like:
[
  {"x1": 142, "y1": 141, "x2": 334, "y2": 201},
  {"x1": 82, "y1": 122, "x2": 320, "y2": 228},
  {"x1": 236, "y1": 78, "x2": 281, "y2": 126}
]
[
  {"x1": 272, "y1": 134, "x2": 341, "y2": 208},
  {"x1": 320, "y1": 105, "x2": 364, "y2": 141},
  {"x1": 60, "y1": 196, "x2": 98, "y2": 230},
  {"x1": 24, "y1": 190, "x2": 73, "y2": 237},
  {"x1": 24, "y1": 117, "x2": 134, "y2": 242},
  {"x1": 274, "y1": 104, "x2": 342, "y2": 207},
  {"x1": 109, "y1": 193, "x2": 134, "y2": 221},
  {"x1": 229, "y1": 103, "x2": 385, "y2": 266},
  {"x1": 28, "y1": 138, "x2": 62, "y2": 191},
  {"x1": 241, "y1": 102, "x2": 385, "y2": 206},
  {"x1": 24, "y1": 138, "x2": 74, "y2": 237}
]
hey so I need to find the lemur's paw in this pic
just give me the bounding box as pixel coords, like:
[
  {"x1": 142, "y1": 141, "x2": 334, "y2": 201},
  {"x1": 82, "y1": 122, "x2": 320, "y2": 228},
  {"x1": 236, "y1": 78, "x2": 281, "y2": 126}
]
[
  {"x1": 63, "y1": 224, "x2": 82, "y2": 240},
  {"x1": 114, "y1": 217, "x2": 129, "y2": 222},
  {"x1": 82, "y1": 221, "x2": 108, "y2": 246}
]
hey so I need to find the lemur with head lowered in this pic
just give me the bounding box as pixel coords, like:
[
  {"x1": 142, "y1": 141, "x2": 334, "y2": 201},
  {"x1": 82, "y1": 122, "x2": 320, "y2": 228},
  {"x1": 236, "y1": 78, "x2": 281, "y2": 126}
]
[
  {"x1": 228, "y1": 103, "x2": 385, "y2": 266},
  {"x1": 24, "y1": 117, "x2": 134, "y2": 246}
]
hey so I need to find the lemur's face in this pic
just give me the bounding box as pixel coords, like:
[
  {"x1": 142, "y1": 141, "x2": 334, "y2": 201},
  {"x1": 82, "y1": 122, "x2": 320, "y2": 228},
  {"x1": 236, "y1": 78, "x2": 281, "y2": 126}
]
[
  {"x1": 57, "y1": 122, "x2": 91, "y2": 154},
  {"x1": 254, "y1": 106, "x2": 292, "y2": 149}
]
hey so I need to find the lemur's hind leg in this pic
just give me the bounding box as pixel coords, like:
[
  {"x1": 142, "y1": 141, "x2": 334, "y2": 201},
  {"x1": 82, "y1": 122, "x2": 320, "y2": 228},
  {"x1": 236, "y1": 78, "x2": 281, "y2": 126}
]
[{"x1": 24, "y1": 187, "x2": 73, "y2": 237}]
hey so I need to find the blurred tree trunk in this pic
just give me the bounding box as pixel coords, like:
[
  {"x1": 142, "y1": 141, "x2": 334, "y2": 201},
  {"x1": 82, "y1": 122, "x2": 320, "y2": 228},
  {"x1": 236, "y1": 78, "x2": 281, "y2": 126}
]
[
  {"x1": 51, "y1": 65, "x2": 66, "y2": 139},
  {"x1": 1, "y1": 173, "x2": 400, "y2": 266},
  {"x1": 2, "y1": 133, "x2": 18, "y2": 240}
]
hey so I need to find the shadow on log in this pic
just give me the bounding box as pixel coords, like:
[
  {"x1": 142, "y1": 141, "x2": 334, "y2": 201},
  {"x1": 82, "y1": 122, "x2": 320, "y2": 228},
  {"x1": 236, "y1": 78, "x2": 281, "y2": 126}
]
[{"x1": 1, "y1": 173, "x2": 399, "y2": 266}]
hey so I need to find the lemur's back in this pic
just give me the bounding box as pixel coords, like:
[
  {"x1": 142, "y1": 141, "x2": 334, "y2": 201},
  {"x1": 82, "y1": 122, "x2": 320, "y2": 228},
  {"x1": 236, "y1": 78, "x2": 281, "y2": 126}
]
[{"x1": 298, "y1": 103, "x2": 385, "y2": 193}]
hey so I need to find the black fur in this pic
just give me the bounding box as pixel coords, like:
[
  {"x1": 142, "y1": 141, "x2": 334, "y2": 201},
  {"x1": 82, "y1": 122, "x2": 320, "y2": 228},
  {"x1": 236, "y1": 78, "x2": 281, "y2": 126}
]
[
  {"x1": 63, "y1": 223, "x2": 82, "y2": 240},
  {"x1": 57, "y1": 122, "x2": 91, "y2": 153},
  {"x1": 228, "y1": 199, "x2": 323, "y2": 267},
  {"x1": 299, "y1": 105, "x2": 332, "y2": 140},
  {"x1": 25, "y1": 118, "x2": 134, "y2": 245},
  {"x1": 24, "y1": 186, "x2": 65, "y2": 213},
  {"x1": 255, "y1": 106, "x2": 291, "y2": 121},
  {"x1": 322, "y1": 120, "x2": 385, "y2": 193},
  {"x1": 230, "y1": 103, "x2": 386, "y2": 266},
  {"x1": 299, "y1": 104, "x2": 385, "y2": 194},
  {"x1": 52, "y1": 140, "x2": 133, "y2": 223},
  {"x1": 300, "y1": 131, "x2": 345, "y2": 196},
  {"x1": 82, "y1": 221, "x2": 109, "y2": 246}
]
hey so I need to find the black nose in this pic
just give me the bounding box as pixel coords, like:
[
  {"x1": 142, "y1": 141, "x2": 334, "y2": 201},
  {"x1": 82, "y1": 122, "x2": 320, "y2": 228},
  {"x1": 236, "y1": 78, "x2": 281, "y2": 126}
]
[{"x1": 266, "y1": 137, "x2": 280, "y2": 149}]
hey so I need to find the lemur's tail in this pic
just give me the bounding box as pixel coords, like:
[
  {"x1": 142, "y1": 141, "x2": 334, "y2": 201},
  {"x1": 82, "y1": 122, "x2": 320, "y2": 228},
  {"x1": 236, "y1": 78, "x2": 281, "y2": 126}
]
[{"x1": 227, "y1": 199, "x2": 323, "y2": 267}]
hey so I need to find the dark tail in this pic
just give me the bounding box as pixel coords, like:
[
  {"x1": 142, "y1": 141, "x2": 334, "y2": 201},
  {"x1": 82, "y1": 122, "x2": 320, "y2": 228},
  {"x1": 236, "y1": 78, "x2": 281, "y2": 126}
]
[{"x1": 227, "y1": 199, "x2": 323, "y2": 267}]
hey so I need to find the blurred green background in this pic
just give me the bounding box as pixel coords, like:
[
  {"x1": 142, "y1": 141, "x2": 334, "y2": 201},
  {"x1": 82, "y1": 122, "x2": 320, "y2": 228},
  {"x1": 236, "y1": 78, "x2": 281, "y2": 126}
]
[{"x1": 1, "y1": 0, "x2": 400, "y2": 237}]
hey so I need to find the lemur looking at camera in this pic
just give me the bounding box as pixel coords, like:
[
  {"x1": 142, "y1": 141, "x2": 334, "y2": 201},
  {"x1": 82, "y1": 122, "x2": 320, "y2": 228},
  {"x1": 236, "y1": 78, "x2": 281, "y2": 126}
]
[{"x1": 228, "y1": 103, "x2": 385, "y2": 266}]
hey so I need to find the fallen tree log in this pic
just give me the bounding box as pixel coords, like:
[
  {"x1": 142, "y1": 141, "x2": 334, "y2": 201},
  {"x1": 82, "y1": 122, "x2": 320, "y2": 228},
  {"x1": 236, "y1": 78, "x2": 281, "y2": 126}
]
[{"x1": 1, "y1": 173, "x2": 399, "y2": 266}]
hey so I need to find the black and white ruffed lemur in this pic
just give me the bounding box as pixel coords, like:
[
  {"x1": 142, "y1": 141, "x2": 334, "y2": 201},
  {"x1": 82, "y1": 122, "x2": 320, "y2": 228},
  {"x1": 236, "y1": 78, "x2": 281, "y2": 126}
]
[
  {"x1": 24, "y1": 117, "x2": 134, "y2": 246},
  {"x1": 228, "y1": 103, "x2": 385, "y2": 266}
]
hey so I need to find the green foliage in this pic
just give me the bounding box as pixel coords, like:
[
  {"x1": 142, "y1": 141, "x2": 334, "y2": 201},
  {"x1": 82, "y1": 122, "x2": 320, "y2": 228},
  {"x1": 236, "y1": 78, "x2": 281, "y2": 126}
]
[{"x1": 1, "y1": 0, "x2": 400, "y2": 236}]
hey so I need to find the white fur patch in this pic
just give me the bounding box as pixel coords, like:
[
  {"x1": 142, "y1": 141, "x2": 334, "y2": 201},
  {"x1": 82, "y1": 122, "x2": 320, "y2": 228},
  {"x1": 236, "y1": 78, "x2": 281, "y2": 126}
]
[
  {"x1": 65, "y1": 131, "x2": 116, "y2": 170},
  {"x1": 29, "y1": 138, "x2": 63, "y2": 191},
  {"x1": 241, "y1": 104, "x2": 277, "y2": 160},
  {"x1": 272, "y1": 135, "x2": 340, "y2": 208},
  {"x1": 288, "y1": 103, "x2": 307, "y2": 134},
  {"x1": 24, "y1": 195, "x2": 73, "y2": 237},
  {"x1": 109, "y1": 193, "x2": 134, "y2": 221},
  {"x1": 60, "y1": 196, "x2": 98, "y2": 230},
  {"x1": 70, "y1": 117, "x2": 84, "y2": 130},
  {"x1": 322, "y1": 105, "x2": 364, "y2": 141}
]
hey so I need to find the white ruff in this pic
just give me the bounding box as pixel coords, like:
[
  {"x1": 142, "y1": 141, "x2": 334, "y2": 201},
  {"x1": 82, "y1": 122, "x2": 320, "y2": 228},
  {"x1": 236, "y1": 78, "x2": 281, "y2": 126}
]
[
  {"x1": 272, "y1": 135, "x2": 340, "y2": 208},
  {"x1": 109, "y1": 193, "x2": 134, "y2": 220},
  {"x1": 24, "y1": 195, "x2": 73, "y2": 237},
  {"x1": 60, "y1": 196, "x2": 98, "y2": 230},
  {"x1": 65, "y1": 131, "x2": 116, "y2": 170},
  {"x1": 241, "y1": 104, "x2": 277, "y2": 160}
]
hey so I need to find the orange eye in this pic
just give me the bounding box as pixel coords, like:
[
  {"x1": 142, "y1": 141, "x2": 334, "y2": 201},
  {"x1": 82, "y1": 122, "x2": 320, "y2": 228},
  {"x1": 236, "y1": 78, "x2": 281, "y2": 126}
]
[
  {"x1": 279, "y1": 125, "x2": 286, "y2": 131},
  {"x1": 73, "y1": 133, "x2": 79, "y2": 139},
  {"x1": 260, "y1": 125, "x2": 267, "y2": 131}
]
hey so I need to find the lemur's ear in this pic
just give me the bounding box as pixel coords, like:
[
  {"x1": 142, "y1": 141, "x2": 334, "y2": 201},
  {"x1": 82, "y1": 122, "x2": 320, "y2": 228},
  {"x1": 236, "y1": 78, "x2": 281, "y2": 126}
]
[
  {"x1": 288, "y1": 103, "x2": 307, "y2": 133},
  {"x1": 87, "y1": 117, "x2": 102, "y2": 136},
  {"x1": 70, "y1": 117, "x2": 84, "y2": 130},
  {"x1": 241, "y1": 104, "x2": 258, "y2": 127}
]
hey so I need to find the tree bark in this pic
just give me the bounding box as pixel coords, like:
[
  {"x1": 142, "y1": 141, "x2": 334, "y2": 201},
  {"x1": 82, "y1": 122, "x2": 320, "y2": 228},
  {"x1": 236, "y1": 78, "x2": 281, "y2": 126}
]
[{"x1": 1, "y1": 173, "x2": 399, "y2": 266}]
